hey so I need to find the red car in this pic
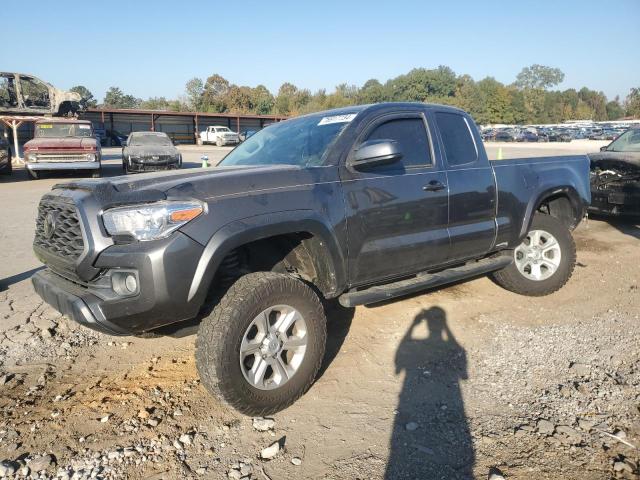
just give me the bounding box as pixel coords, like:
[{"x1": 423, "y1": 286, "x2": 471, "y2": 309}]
[{"x1": 23, "y1": 118, "x2": 101, "y2": 180}]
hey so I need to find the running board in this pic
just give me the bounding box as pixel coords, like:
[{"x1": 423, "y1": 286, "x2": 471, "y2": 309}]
[{"x1": 338, "y1": 256, "x2": 513, "y2": 307}]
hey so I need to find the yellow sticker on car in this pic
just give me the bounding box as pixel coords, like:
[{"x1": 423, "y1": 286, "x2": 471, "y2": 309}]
[{"x1": 39, "y1": 124, "x2": 53, "y2": 129}]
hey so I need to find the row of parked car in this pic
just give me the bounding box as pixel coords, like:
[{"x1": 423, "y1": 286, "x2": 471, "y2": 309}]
[{"x1": 482, "y1": 126, "x2": 629, "y2": 143}]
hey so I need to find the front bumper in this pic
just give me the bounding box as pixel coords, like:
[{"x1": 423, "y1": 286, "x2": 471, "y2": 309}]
[
  {"x1": 589, "y1": 191, "x2": 640, "y2": 217},
  {"x1": 27, "y1": 161, "x2": 100, "y2": 171},
  {"x1": 220, "y1": 138, "x2": 240, "y2": 145},
  {"x1": 32, "y1": 232, "x2": 206, "y2": 335},
  {"x1": 128, "y1": 158, "x2": 180, "y2": 172}
]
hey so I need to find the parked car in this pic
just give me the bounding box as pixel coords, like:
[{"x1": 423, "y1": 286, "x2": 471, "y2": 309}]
[
  {"x1": 122, "y1": 131, "x2": 182, "y2": 173},
  {"x1": 0, "y1": 130, "x2": 11, "y2": 175},
  {"x1": 31, "y1": 103, "x2": 590, "y2": 415},
  {"x1": 589, "y1": 127, "x2": 640, "y2": 217},
  {"x1": 0, "y1": 72, "x2": 82, "y2": 116},
  {"x1": 240, "y1": 130, "x2": 257, "y2": 142},
  {"x1": 589, "y1": 129, "x2": 607, "y2": 140},
  {"x1": 105, "y1": 129, "x2": 128, "y2": 147},
  {"x1": 23, "y1": 119, "x2": 101, "y2": 179},
  {"x1": 494, "y1": 129, "x2": 517, "y2": 142},
  {"x1": 200, "y1": 126, "x2": 240, "y2": 146},
  {"x1": 518, "y1": 131, "x2": 539, "y2": 142},
  {"x1": 548, "y1": 129, "x2": 572, "y2": 142}
]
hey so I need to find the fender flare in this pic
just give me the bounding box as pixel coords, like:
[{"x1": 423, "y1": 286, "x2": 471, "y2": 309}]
[
  {"x1": 187, "y1": 210, "x2": 347, "y2": 302},
  {"x1": 520, "y1": 185, "x2": 585, "y2": 239}
]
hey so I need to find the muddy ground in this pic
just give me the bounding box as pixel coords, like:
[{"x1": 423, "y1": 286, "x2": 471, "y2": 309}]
[{"x1": 0, "y1": 142, "x2": 638, "y2": 479}]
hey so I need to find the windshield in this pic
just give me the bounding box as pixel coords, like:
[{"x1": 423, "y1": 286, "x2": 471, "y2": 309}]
[
  {"x1": 216, "y1": 127, "x2": 231, "y2": 132},
  {"x1": 606, "y1": 129, "x2": 640, "y2": 152},
  {"x1": 220, "y1": 113, "x2": 356, "y2": 167},
  {"x1": 35, "y1": 123, "x2": 93, "y2": 138},
  {"x1": 130, "y1": 134, "x2": 172, "y2": 146}
]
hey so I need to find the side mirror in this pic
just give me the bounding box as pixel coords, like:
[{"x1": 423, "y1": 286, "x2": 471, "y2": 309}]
[
  {"x1": 600, "y1": 146, "x2": 608, "y2": 152},
  {"x1": 350, "y1": 139, "x2": 402, "y2": 169}
]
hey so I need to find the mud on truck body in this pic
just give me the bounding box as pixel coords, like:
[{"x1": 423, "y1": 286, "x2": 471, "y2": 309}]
[{"x1": 31, "y1": 103, "x2": 590, "y2": 415}]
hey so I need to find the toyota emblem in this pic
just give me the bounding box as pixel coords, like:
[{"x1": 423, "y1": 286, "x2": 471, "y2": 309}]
[{"x1": 43, "y1": 212, "x2": 58, "y2": 239}]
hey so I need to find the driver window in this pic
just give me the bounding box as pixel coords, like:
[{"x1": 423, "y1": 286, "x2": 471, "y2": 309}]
[
  {"x1": 364, "y1": 117, "x2": 432, "y2": 171},
  {"x1": 19, "y1": 77, "x2": 51, "y2": 109}
]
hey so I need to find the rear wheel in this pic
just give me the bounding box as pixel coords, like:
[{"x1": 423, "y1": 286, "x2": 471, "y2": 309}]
[
  {"x1": 196, "y1": 272, "x2": 327, "y2": 415},
  {"x1": 491, "y1": 213, "x2": 576, "y2": 296}
]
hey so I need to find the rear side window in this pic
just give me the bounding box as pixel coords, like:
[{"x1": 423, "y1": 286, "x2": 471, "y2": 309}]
[
  {"x1": 435, "y1": 112, "x2": 478, "y2": 166},
  {"x1": 365, "y1": 118, "x2": 431, "y2": 170}
]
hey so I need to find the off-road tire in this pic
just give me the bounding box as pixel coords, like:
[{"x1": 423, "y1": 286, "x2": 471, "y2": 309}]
[
  {"x1": 196, "y1": 272, "x2": 327, "y2": 415},
  {"x1": 491, "y1": 213, "x2": 576, "y2": 296}
]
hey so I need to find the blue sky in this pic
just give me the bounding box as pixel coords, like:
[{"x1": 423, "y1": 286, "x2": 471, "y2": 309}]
[{"x1": 3, "y1": 0, "x2": 639, "y2": 103}]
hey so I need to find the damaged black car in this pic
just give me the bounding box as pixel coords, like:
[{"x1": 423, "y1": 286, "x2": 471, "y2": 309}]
[
  {"x1": 122, "y1": 132, "x2": 182, "y2": 173},
  {"x1": 589, "y1": 128, "x2": 640, "y2": 217}
]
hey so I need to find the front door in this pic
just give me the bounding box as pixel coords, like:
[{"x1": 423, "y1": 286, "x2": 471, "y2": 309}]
[{"x1": 340, "y1": 112, "x2": 450, "y2": 287}]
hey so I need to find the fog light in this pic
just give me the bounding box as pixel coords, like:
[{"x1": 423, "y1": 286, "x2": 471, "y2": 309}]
[
  {"x1": 111, "y1": 270, "x2": 139, "y2": 296},
  {"x1": 124, "y1": 274, "x2": 137, "y2": 293}
]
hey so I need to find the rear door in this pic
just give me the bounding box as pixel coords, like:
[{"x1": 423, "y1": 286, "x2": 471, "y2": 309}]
[
  {"x1": 432, "y1": 110, "x2": 496, "y2": 261},
  {"x1": 340, "y1": 111, "x2": 450, "y2": 286}
]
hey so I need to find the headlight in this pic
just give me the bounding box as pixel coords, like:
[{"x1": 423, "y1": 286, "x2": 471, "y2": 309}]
[
  {"x1": 26, "y1": 153, "x2": 38, "y2": 162},
  {"x1": 86, "y1": 153, "x2": 96, "y2": 161},
  {"x1": 102, "y1": 201, "x2": 205, "y2": 241}
]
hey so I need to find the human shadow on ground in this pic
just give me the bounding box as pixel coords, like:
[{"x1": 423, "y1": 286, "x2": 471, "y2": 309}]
[
  {"x1": 385, "y1": 306, "x2": 474, "y2": 479},
  {"x1": 0, "y1": 266, "x2": 44, "y2": 292}
]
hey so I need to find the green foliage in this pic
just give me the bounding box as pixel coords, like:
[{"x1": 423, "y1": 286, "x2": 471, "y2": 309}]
[
  {"x1": 103, "y1": 87, "x2": 141, "y2": 109},
  {"x1": 626, "y1": 88, "x2": 640, "y2": 118},
  {"x1": 104, "y1": 67, "x2": 638, "y2": 124},
  {"x1": 70, "y1": 85, "x2": 97, "y2": 108}
]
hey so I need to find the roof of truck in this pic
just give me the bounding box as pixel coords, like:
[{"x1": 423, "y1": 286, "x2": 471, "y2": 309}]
[{"x1": 34, "y1": 118, "x2": 91, "y2": 124}]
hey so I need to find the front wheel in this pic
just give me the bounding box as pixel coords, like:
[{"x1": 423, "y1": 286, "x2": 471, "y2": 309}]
[
  {"x1": 491, "y1": 213, "x2": 576, "y2": 296},
  {"x1": 196, "y1": 272, "x2": 327, "y2": 416}
]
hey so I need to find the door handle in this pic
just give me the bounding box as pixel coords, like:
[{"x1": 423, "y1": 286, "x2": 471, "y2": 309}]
[{"x1": 422, "y1": 180, "x2": 447, "y2": 192}]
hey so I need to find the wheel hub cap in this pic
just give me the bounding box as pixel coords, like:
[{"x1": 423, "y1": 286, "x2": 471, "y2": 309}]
[
  {"x1": 514, "y1": 229, "x2": 562, "y2": 281},
  {"x1": 239, "y1": 305, "x2": 308, "y2": 390}
]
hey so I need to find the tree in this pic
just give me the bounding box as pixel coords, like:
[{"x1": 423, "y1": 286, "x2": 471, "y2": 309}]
[
  {"x1": 102, "y1": 87, "x2": 141, "y2": 109},
  {"x1": 626, "y1": 87, "x2": 640, "y2": 118},
  {"x1": 357, "y1": 79, "x2": 388, "y2": 104},
  {"x1": 514, "y1": 64, "x2": 565, "y2": 90},
  {"x1": 70, "y1": 85, "x2": 97, "y2": 108},
  {"x1": 185, "y1": 77, "x2": 204, "y2": 111},
  {"x1": 202, "y1": 74, "x2": 230, "y2": 112},
  {"x1": 606, "y1": 97, "x2": 624, "y2": 120},
  {"x1": 274, "y1": 82, "x2": 298, "y2": 115},
  {"x1": 251, "y1": 85, "x2": 275, "y2": 115}
]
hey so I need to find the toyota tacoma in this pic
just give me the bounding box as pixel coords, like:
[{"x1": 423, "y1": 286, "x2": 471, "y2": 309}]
[{"x1": 31, "y1": 103, "x2": 590, "y2": 415}]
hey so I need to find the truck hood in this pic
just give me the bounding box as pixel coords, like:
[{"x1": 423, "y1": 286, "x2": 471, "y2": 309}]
[
  {"x1": 588, "y1": 151, "x2": 640, "y2": 169},
  {"x1": 25, "y1": 137, "x2": 97, "y2": 150},
  {"x1": 53, "y1": 164, "x2": 328, "y2": 206}
]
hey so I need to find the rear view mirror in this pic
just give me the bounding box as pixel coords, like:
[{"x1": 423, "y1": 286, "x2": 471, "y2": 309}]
[{"x1": 350, "y1": 140, "x2": 402, "y2": 169}]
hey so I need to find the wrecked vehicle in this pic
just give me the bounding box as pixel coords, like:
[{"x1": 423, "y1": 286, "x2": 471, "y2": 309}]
[
  {"x1": 24, "y1": 118, "x2": 101, "y2": 179},
  {"x1": 0, "y1": 72, "x2": 82, "y2": 117},
  {"x1": 30, "y1": 103, "x2": 590, "y2": 415},
  {"x1": 589, "y1": 128, "x2": 640, "y2": 217},
  {"x1": 122, "y1": 131, "x2": 182, "y2": 173}
]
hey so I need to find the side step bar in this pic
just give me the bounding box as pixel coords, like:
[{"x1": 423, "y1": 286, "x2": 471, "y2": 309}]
[{"x1": 338, "y1": 255, "x2": 513, "y2": 307}]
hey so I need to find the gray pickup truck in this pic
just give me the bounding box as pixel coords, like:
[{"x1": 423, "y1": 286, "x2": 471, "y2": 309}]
[{"x1": 31, "y1": 103, "x2": 590, "y2": 414}]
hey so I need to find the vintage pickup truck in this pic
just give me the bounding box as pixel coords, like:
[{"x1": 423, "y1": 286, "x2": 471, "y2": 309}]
[
  {"x1": 24, "y1": 118, "x2": 101, "y2": 179},
  {"x1": 31, "y1": 103, "x2": 590, "y2": 415}
]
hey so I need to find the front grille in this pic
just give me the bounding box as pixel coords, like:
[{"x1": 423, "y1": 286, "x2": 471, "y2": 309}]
[
  {"x1": 35, "y1": 154, "x2": 87, "y2": 162},
  {"x1": 34, "y1": 197, "x2": 84, "y2": 261}
]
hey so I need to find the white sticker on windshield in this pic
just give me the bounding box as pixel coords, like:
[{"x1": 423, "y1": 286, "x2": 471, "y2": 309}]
[
  {"x1": 317, "y1": 113, "x2": 357, "y2": 126},
  {"x1": 78, "y1": 125, "x2": 91, "y2": 129}
]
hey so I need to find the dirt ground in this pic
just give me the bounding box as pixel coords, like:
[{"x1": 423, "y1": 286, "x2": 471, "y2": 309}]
[{"x1": 0, "y1": 142, "x2": 638, "y2": 479}]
